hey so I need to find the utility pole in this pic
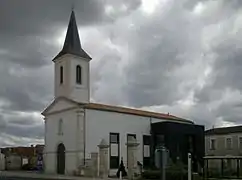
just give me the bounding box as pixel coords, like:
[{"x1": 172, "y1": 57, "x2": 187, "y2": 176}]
[
  {"x1": 160, "y1": 146, "x2": 167, "y2": 180},
  {"x1": 155, "y1": 146, "x2": 168, "y2": 180},
  {"x1": 188, "y1": 153, "x2": 192, "y2": 180}
]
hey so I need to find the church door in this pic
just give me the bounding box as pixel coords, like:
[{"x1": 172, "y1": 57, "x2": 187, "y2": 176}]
[{"x1": 57, "y1": 143, "x2": 65, "y2": 174}]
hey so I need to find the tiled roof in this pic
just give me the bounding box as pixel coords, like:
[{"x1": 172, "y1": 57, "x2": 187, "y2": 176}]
[
  {"x1": 1, "y1": 144, "x2": 44, "y2": 156},
  {"x1": 1, "y1": 147, "x2": 34, "y2": 157},
  {"x1": 83, "y1": 102, "x2": 193, "y2": 123},
  {"x1": 205, "y1": 125, "x2": 242, "y2": 135},
  {"x1": 42, "y1": 97, "x2": 193, "y2": 124}
]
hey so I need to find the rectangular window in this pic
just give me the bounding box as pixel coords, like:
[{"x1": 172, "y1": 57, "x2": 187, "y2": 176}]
[
  {"x1": 110, "y1": 133, "x2": 119, "y2": 169},
  {"x1": 110, "y1": 156, "x2": 119, "y2": 169},
  {"x1": 127, "y1": 134, "x2": 136, "y2": 142},
  {"x1": 226, "y1": 137, "x2": 232, "y2": 149},
  {"x1": 58, "y1": 119, "x2": 63, "y2": 135},
  {"x1": 239, "y1": 137, "x2": 242, "y2": 148},
  {"x1": 110, "y1": 133, "x2": 119, "y2": 143},
  {"x1": 210, "y1": 139, "x2": 216, "y2": 150},
  {"x1": 60, "y1": 66, "x2": 63, "y2": 84},
  {"x1": 156, "y1": 134, "x2": 165, "y2": 146},
  {"x1": 76, "y1": 65, "x2": 82, "y2": 84},
  {"x1": 188, "y1": 136, "x2": 194, "y2": 152},
  {"x1": 143, "y1": 135, "x2": 151, "y2": 169}
]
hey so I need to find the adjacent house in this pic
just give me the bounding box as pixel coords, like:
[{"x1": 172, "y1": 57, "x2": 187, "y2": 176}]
[
  {"x1": 1, "y1": 144, "x2": 44, "y2": 170},
  {"x1": 205, "y1": 126, "x2": 242, "y2": 156},
  {"x1": 205, "y1": 126, "x2": 242, "y2": 170}
]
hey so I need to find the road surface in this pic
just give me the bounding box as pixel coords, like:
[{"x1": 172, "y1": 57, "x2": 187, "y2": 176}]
[
  {"x1": 0, "y1": 177, "x2": 46, "y2": 180},
  {"x1": 0, "y1": 176, "x2": 73, "y2": 180},
  {"x1": 0, "y1": 171, "x2": 112, "y2": 180}
]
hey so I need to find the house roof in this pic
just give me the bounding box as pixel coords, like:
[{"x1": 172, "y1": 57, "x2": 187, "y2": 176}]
[
  {"x1": 82, "y1": 102, "x2": 193, "y2": 124},
  {"x1": 205, "y1": 125, "x2": 242, "y2": 135},
  {"x1": 1, "y1": 147, "x2": 35, "y2": 157},
  {"x1": 42, "y1": 97, "x2": 193, "y2": 124},
  {"x1": 53, "y1": 10, "x2": 91, "y2": 61}
]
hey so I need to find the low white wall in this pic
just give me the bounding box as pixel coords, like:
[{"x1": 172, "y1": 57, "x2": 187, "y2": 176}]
[
  {"x1": 0, "y1": 153, "x2": 5, "y2": 170},
  {"x1": 5, "y1": 155, "x2": 21, "y2": 170}
]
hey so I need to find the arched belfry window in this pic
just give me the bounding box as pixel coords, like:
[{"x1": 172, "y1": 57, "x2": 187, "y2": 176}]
[
  {"x1": 76, "y1": 65, "x2": 82, "y2": 84},
  {"x1": 60, "y1": 66, "x2": 63, "y2": 84},
  {"x1": 58, "y1": 119, "x2": 63, "y2": 135}
]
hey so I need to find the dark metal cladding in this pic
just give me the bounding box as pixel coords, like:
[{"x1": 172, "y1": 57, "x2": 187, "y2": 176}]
[{"x1": 150, "y1": 121, "x2": 205, "y2": 172}]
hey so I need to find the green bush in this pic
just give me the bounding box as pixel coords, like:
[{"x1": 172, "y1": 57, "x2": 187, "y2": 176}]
[
  {"x1": 142, "y1": 170, "x2": 160, "y2": 179},
  {"x1": 142, "y1": 169, "x2": 188, "y2": 180},
  {"x1": 207, "y1": 167, "x2": 221, "y2": 178},
  {"x1": 141, "y1": 160, "x2": 202, "y2": 180},
  {"x1": 206, "y1": 167, "x2": 238, "y2": 178}
]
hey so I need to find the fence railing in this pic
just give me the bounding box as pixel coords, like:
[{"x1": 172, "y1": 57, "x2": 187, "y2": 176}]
[{"x1": 203, "y1": 156, "x2": 242, "y2": 179}]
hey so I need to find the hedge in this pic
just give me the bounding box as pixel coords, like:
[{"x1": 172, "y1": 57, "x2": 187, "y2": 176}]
[{"x1": 142, "y1": 169, "x2": 188, "y2": 180}]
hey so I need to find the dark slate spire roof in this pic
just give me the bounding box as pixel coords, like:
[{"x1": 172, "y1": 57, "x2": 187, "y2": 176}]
[{"x1": 53, "y1": 11, "x2": 92, "y2": 61}]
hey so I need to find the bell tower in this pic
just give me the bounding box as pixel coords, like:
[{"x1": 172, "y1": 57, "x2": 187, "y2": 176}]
[{"x1": 53, "y1": 10, "x2": 92, "y2": 103}]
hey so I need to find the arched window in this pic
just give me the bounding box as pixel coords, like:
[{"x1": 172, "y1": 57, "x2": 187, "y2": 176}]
[
  {"x1": 76, "y1": 65, "x2": 82, "y2": 84},
  {"x1": 60, "y1": 66, "x2": 63, "y2": 84},
  {"x1": 58, "y1": 119, "x2": 63, "y2": 135}
]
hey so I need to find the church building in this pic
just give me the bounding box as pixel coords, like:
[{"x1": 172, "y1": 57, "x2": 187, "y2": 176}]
[{"x1": 42, "y1": 11, "x2": 204, "y2": 176}]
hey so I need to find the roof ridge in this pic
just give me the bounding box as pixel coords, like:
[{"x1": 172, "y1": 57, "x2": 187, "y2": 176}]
[
  {"x1": 88, "y1": 102, "x2": 173, "y2": 115},
  {"x1": 205, "y1": 125, "x2": 242, "y2": 135},
  {"x1": 84, "y1": 102, "x2": 191, "y2": 123}
]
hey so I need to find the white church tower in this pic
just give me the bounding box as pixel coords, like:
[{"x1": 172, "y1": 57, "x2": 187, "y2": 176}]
[
  {"x1": 43, "y1": 11, "x2": 92, "y2": 175},
  {"x1": 53, "y1": 10, "x2": 92, "y2": 103}
]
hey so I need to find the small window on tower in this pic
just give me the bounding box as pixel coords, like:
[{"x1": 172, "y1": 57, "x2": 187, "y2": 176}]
[
  {"x1": 58, "y1": 119, "x2": 63, "y2": 135},
  {"x1": 60, "y1": 66, "x2": 63, "y2": 84},
  {"x1": 76, "y1": 65, "x2": 82, "y2": 84}
]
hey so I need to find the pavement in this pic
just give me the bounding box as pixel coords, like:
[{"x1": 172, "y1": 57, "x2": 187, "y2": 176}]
[{"x1": 0, "y1": 171, "x2": 111, "y2": 180}]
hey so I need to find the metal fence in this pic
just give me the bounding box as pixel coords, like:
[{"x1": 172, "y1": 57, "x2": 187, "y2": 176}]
[{"x1": 203, "y1": 156, "x2": 242, "y2": 179}]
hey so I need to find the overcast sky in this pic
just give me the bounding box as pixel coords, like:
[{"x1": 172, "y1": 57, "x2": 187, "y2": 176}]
[{"x1": 0, "y1": 0, "x2": 242, "y2": 147}]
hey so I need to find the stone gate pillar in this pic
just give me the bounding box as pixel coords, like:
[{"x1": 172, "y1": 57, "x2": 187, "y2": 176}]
[
  {"x1": 126, "y1": 137, "x2": 140, "y2": 180},
  {"x1": 98, "y1": 139, "x2": 109, "y2": 179}
]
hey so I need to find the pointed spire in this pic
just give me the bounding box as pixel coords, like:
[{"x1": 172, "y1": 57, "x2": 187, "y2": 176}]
[{"x1": 53, "y1": 10, "x2": 92, "y2": 61}]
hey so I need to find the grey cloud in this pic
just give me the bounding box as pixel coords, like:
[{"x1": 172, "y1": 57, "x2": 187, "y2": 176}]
[
  {"x1": 120, "y1": 1, "x2": 203, "y2": 107},
  {"x1": 1, "y1": 0, "x2": 242, "y2": 147},
  {"x1": 0, "y1": 61, "x2": 53, "y2": 112},
  {"x1": 0, "y1": 36, "x2": 55, "y2": 68},
  {"x1": 212, "y1": 43, "x2": 242, "y2": 90},
  {"x1": 91, "y1": 50, "x2": 128, "y2": 105},
  {"x1": 181, "y1": 104, "x2": 216, "y2": 129},
  {"x1": 90, "y1": 0, "x2": 242, "y2": 128},
  {"x1": 194, "y1": 86, "x2": 222, "y2": 104},
  {"x1": 215, "y1": 104, "x2": 242, "y2": 123},
  {"x1": 0, "y1": 133, "x2": 44, "y2": 147},
  {"x1": 193, "y1": 3, "x2": 242, "y2": 125},
  {"x1": 104, "y1": 0, "x2": 141, "y2": 18},
  {"x1": 2, "y1": 111, "x2": 41, "y2": 126},
  {"x1": 143, "y1": 102, "x2": 217, "y2": 130},
  {"x1": 3, "y1": 123, "x2": 44, "y2": 139},
  {"x1": 0, "y1": 115, "x2": 7, "y2": 130},
  {"x1": 0, "y1": 0, "x2": 142, "y2": 37},
  {"x1": 0, "y1": 110, "x2": 44, "y2": 142},
  {"x1": 0, "y1": 0, "x2": 105, "y2": 36}
]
